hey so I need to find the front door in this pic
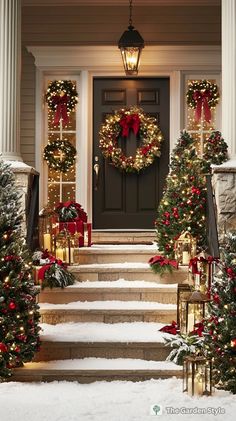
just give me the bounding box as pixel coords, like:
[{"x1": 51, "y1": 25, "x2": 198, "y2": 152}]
[{"x1": 93, "y1": 77, "x2": 169, "y2": 229}]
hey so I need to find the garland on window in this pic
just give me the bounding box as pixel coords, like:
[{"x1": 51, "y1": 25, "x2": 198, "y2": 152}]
[
  {"x1": 43, "y1": 139, "x2": 76, "y2": 173},
  {"x1": 186, "y1": 79, "x2": 220, "y2": 123},
  {"x1": 45, "y1": 80, "x2": 78, "y2": 126},
  {"x1": 99, "y1": 106, "x2": 163, "y2": 173}
]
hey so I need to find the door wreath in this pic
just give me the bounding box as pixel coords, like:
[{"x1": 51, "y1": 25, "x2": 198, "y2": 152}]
[{"x1": 99, "y1": 106, "x2": 163, "y2": 173}]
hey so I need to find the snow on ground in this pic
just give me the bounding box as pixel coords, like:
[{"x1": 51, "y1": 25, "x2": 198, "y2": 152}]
[
  {"x1": 39, "y1": 301, "x2": 177, "y2": 310},
  {"x1": 0, "y1": 378, "x2": 235, "y2": 421},
  {"x1": 40, "y1": 322, "x2": 167, "y2": 342},
  {"x1": 69, "y1": 280, "x2": 177, "y2": 289}
]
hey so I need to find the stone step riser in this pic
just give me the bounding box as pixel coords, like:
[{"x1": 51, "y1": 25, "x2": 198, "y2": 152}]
[
  {"x1": 34, "y1": 342, "x2": 170, "y2": 362},
  {"x1": 78, "y1": 253, "x2": 154, "y2": 264},
  {"x1": 12, "y1": 370, "x2": 182, "y2": 383},
  {"x1": 40, "y1": 310, "x2": 176, "y2": 325},
  {"x1": 72, "y1": 271, "x2": 187, "y2": 283},
  {"x1": 39, "y1": 290, "x2": 177, "y2": 304},
  {"x1": 92, "y1": 232, "x2": 156, "y2": 245}
]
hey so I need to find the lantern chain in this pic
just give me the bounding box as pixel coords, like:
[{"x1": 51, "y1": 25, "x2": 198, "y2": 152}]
[{"x1": 129, "y1": 0, "x2": 133, "y2": 27}]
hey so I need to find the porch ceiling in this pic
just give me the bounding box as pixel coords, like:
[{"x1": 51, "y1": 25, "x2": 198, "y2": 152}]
[{"x1": 22, "y1": 0, "x2": 220, "y2": 6}]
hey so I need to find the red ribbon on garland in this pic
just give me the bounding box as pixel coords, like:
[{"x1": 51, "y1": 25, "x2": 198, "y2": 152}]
[
  {"x1": 193, "y1": 90, "x2": 212, "y2": 123},
  {"x1": 52, "y1": 94, "x2": 69, "y2": 126},
  {"x1": 119, "y1": 114, "x2": 140, "y2": 137}
]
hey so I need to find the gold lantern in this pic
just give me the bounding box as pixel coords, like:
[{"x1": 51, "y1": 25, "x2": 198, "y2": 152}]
[
  {"x1": 183, "y1": 355, "x2": 213, "y2": 396},
  {"x1": 39, "y1": 206, "x2": 58, "y2": 252},
  {"x1": 174, "y1": 231, "x2": 197, "y2": 266},
  {"x1": 54, "y1": 229, "x2": 80, "y2": 265},
  {"x1": 188, "y1": 253, "x2": 216, "y2": 296},
  {"x1": 177, "y1": 283, "x2": 192, "y2": 327},
  {"x1": 180, "y1": 290, "x2": 211, "y2": 334}
]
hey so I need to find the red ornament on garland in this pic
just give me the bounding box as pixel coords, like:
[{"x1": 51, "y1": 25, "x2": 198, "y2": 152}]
[{"x1": 8, "y1": 301, "x2": 16, "y2": 310}]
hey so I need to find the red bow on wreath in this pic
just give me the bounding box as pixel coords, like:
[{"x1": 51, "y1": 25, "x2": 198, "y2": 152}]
[
  {"x1": 193, "y1": 90, "x2": 212, "y2": 123},
  {"x1": 119, "y1": 114, "x2": 140, "y2": 137},
  {"x1": 52, "y1": 94, "x2": 69, "y2": 126}
]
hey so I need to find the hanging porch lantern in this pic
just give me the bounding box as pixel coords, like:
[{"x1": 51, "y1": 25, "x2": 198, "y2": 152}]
[
  {"x1": 183, "y1": 355, "x2": 213, "y2": 396},
  {"x1": 180, "y1": 290, "x2": 211, "y2": 334},
  {"x1": 118, "y1": 0, "x2": 144, "y2": 76},
  {"x1": 174, "y1": 231, "x2": 197, "y2": 266}
]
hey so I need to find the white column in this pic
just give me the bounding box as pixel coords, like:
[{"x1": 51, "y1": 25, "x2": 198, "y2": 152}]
[
  {"x1": 222, "y1": 0, "x2": 236, "y2": 158},
  {"x1": 0, "y1": 0, "x2": 22, "y2": 161}
]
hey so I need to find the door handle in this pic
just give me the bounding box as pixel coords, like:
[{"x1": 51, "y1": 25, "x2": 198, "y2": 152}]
[{"x1": 93, "y1": 156, "x2": 100, "y2": 190}]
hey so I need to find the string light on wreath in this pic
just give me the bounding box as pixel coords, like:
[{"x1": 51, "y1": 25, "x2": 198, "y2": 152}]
[
  {"x1": 43, "y1": 139, "x2": 77, "y2": 173},
  {"x1": 45, "y1": 80, "x2": 78, "y2": 126},
  {"x1": 186, "y1": 79, "x2": 220, "y2": 123},
  {"x1": 99, "y1": 106, "x2": 163, "y2": 173}
]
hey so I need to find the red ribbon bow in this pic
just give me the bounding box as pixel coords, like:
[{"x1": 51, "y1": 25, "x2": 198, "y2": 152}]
[
  {"x1": 119, "y1": 114, "x2": 140, "y2": 137},
  {"x1": 193, "y1": 90, "x2": 212, "y2": 123},
  {"x1": 52, "y1": 94, "x2": 69, "y2": 126}
]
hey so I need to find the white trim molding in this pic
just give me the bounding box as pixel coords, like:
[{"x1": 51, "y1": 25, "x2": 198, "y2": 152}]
[{"x1": 28, "y1": 45, "x2": 221, "y2": 72}]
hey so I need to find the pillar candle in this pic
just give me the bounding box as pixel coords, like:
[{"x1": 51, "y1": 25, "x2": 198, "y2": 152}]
[
  {"x1": 182, "y1": 251, "x2": 190, "y2": 265},
  {"x1": 43, "y1": 233, "x2": 51, "y2": 251},
  {"x1": 56, "y1": 248, "x2": 64, "y2": 261}
]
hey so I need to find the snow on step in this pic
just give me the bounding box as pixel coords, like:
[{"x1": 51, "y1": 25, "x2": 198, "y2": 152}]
[
  {"x1": 39, "y1": 300, "x2": 176, "y2": 310},
  {"x1": 68, "y1": 280, "x2": 178, "y2": 290},
  {"x1": 74, "y1": 262, "x2": 151, "y2": 269},
  {"x1": 79, "y1": 244, "x2": 157, "y2": 251},
  {"x1": 40, "y1": 322, "x2": 168, "y2": 343},
  {"x1": 19, "y1": 358, "x2": 182, "y2": 371}
]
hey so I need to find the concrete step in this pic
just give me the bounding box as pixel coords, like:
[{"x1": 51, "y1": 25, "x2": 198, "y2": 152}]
[
  {"x1": 77, "y1": 244, "x2": 156, "y2": 264},
  {"x1": 92, "y1": 230, "x2": 156, "y2": 245},
  {"x1": 12, "y1": 358, "x2": 182, "y2": 383},
  {"x1": 35, "y1": 340, "x2": 171, "y2": 362},
  {"x1": 39, "y1": 281, "x2": 177, "y2": 304},
  {"x1": 36, "y1": 322, "x2": 171, "y2": 361},
  {"x1": 39, "y1": 301, "x2": 177, "y2": 324},
  {"x1": 69, "y1": 263, "x2": 188, "y2": 283}
]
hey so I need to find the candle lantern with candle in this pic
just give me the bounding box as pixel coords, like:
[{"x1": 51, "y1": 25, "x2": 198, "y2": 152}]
[
  {"x1": 174, "y1": 231, "x2": 197, "y2": 266},
  {"x1": 189, "y1": 254, "x2": 217, "y2": 296},
  {"x1": 177, "y1": 283, "x2": 192, "y2": 328},
  {"x1": 180, "y1": 290, "x2": 211, "y2": 334},
  {"x1": 39, "y1": 206, "x2": 58, "y2": 252},
  {"x1": 183, "y1": 355, "x2": 213, "y2": 396},
  {"x1": 54, "y1": 229, "x2": 80, "y2": 265}
]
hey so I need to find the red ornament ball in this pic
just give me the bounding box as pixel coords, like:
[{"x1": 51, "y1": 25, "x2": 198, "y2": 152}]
[{"x1": 8, "y1": 301, "x2": 16, "y2": 310}]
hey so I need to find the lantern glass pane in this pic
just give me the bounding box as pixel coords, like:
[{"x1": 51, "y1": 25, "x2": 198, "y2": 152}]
[{"x1": 121, "y1": 47, "x2": 140, "y2": 75}]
